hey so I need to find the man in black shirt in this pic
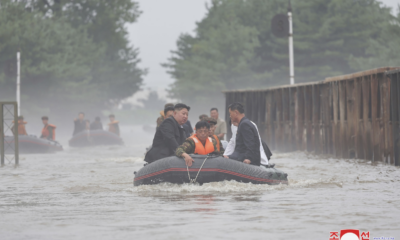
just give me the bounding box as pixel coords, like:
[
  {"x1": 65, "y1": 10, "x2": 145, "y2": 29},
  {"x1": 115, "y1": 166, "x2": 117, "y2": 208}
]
[
  {"x1": 73, "y1": 112, "x2": 86, "y2": 136},
  {"x1": 144, "y1": 103, "x2": 190, "y2": 163},
  {"x1": 226, "y1": 102, "x2": 261, "y2": 166}
]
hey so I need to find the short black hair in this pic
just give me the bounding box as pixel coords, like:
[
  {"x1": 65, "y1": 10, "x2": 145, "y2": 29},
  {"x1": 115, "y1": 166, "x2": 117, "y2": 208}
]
[
  {"x1": 164, "y1": 106, "x2": 175, "y2": 116},
  {"x1": 95, "y1": 117, "x2": 101, "y2": 121},
  {"x1": 164, "y1": 103, "x2": 174, "y2": 108},
  {"x1": 42, "y1": 116, "x2": 48, "y2": 120},
  {"x1": 195, "y1": 121, "x2": 210, "y2": 130},
  {"x1": 228, "y1": 102, "x2": 245, "y2": 114},
  {"x1": 210, "y1": 108, "x2": 218, "y2": 112},
  {"x1": 79, "y1": 112, "x2": 85, "y2": 115},
  {"x1": 109, "y1": 114, "x2": 115, "y2": 118},
  {"x1": 174, "y1": 103, "x2": 190, "y2": 112},
  {"x1": 18, "y1": 116, "x2": 24, "y2": 120}
]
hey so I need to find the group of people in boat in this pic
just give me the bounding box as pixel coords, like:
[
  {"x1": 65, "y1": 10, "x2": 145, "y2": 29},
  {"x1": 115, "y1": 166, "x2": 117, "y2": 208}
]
[
  {"x1": 145, "y1": 102, "x2": 272, "y2": 167},
  {"x1": 72, "y1": 112, "x2": 120, "y2": 136},
  {"x1": 12, "y1": 112, "x2": 121, "y2": 141},
  {"x1": 13, "y1": 115, "x2": 57, "y2": 141}
]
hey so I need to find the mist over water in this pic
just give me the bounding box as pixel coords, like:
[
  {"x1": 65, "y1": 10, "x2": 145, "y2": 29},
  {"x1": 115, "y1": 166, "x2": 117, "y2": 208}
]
[{"x1": 1, "y1": 124, "x2": 399, "y2": 239}]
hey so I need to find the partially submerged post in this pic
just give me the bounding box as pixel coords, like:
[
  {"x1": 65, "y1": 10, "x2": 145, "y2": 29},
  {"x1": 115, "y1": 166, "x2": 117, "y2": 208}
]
[
  {"x1": 0, "y1": 102, "x2": 19, "y2": 166},
  {"x1": 16, "y1": 52, "x2": 21, "y2": 116},
  {"x1": 288, "y1": 0, "x2": 295, "y2": 85}
]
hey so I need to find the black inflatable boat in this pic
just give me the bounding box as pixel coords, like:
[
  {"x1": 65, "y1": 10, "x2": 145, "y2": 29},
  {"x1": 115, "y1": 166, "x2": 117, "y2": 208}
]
[
  {"x1": 4, "y1": 135, "x2": 63, "y2": 154},
  {"x1": 69, "y1": 129, "x2": 123, "y2": 147},
  {"x1": 134, "y1": 155, "x2": 288, "y2": 186}
]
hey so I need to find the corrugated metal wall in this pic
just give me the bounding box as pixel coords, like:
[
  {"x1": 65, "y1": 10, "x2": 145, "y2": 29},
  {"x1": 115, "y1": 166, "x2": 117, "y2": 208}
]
[{"x1": 224, "y1": 67, "x2": 400, "y2": 166}]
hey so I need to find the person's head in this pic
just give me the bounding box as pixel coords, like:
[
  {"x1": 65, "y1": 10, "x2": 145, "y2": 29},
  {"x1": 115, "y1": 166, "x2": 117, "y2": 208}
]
[
  {"x1": 95, "y1": 117, "x2": 101, "y2": 122},
  {"x1": 210, "y1": 108, "x2": 219, "y2": 120},
  {"x1": 164, "y1": 106, "x2": 174, "y2": 119},
  {"x1": 78, "y1": 112, "x2": 85, "y2": 120},
  {"x1": 41, "y1": 116, "x2": 49, "y2": 125},
  {"x1": 195, "y1": 121, "x2": 210, "y2": 142},
  {"x1": 109, "y1": 114, "x2": 115, "y2": 122},
  {"x1": 173, "y1": 103, "x2": 190, "y2": 125},
  {"x1": 228, "y1": 102, "x2": 245, "y2": 123},
  {"x1": 164, "y1": 103, "x2": 174, "y2": 109},
  {"x1": 199, "y1": 114, "x2": 208, "y2": 121},
  {"x1": 18, "y1": 115, "x2": 24, "y2": 121},
  {"x1": 204, "y1": 117, "x2": 217, "y2": 136}
]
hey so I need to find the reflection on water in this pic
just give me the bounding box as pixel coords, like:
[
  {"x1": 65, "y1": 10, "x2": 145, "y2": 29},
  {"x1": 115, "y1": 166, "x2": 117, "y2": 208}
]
[{"x1": 0, "y1": 125, "x2": 400, "y2": 239}]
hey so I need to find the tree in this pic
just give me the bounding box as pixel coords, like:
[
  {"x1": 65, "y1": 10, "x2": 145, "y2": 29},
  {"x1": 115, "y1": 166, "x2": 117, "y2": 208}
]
[
  {"x1": 0, "y1": 0, "x2": 145, "y2": 117},
  {"x1": 164, "y1": 0, "x2": 399, "y2": 108}
]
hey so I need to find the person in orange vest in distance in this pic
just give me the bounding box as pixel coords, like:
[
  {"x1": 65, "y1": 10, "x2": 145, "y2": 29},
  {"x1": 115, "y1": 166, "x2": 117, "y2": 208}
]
[
  {"x1": 108, "y1": 114, "x2": 120, "y2": 136},
  {"x1": 40, "y1": 116, "x2": 56, "y2": 141},
  {"x1": 176, "y1": 121, "x2": 220, "y2": 167},
  {"x1": 13, "y1": 116, "x2": 28, "y2": 135},
  {"x1": 204, "y1": 117, "x2": 225, "y2": 154}
]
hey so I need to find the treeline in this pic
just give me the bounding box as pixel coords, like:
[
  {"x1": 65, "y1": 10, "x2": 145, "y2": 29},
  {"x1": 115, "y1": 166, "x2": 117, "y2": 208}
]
[
  {"x1": 164, "y1": 0, "x2": 400, "y2": 109},
  {"x1": 0, "y1": 0, "x2": 145, "y2": 117}
]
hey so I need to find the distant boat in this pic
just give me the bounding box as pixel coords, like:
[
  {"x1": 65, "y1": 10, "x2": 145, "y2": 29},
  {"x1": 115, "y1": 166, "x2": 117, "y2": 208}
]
[
  {"x1": 4, "y1": 135, "x2": 63, "y2": 154},
  {"x1": 69, "y1": 129, "x2": 123, "y2": 147}
]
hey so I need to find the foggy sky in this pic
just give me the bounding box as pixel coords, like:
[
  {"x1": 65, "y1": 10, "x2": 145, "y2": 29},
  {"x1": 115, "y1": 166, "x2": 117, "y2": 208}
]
[{"x1": 127, "y1": 0, "x2": 399, "y2": 101}]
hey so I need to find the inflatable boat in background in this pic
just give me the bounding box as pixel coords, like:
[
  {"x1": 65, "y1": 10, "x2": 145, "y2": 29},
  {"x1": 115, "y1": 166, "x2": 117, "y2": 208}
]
[
  {"x1": 134, "y1": 155, "x2": 288, "y2": 186},
  {"x1": 4, "y1": 135, "x2": 63, "y2": 154},
  {"x1": 69, "y1": 129, "x2": 123, "y2": 147}
]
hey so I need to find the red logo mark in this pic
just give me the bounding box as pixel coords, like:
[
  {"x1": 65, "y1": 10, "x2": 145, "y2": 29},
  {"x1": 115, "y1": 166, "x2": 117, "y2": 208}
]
[
  {"x1": 330, "y1": 232, "x2": 339, "y2": 240},
  {"x1": 340, "y1": 229, "x2": 360, "y2": 239},
  {"x1": 361, "y1": 232, "x2": 370, "y2": 240}
]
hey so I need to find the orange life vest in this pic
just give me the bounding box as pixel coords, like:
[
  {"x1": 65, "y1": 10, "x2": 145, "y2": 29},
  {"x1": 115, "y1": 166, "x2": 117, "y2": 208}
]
[
  {"x1": 41, "y1": 124, "x2": 56, "y2": 140},
  {"x1": 213, "y1": 135, "x2": 220, "y2": 152},
  {"x1": 17, "y1": 120, "x2": 28, "y2": 135},
  {"x1": 189, "y1": 134, "x2": 215, "y2": 155}
]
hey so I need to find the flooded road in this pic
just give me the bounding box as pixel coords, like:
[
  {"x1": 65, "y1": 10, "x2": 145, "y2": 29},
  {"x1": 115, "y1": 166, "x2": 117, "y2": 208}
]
[{"x1": 1, "y1": 125, "x2": 399, "y2": 240}]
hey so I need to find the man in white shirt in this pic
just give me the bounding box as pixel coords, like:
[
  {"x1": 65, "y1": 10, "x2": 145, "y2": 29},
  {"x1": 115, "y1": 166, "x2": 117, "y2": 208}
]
[{"x1": 223, "y1": 121, "x2": 269, "y2": 166}]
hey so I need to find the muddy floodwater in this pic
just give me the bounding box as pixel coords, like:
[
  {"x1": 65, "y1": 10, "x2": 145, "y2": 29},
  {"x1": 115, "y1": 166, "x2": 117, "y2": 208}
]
[{"x1": 1, "y1": 125, "x2": 399, "y2": 240}]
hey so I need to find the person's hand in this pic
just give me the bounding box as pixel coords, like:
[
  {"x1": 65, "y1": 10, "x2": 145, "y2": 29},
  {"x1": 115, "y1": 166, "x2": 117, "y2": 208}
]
[
  {"x1": 223, "y1": 155, "x2": 229, "y2": 159},
  {"x1": 243, "y1": 159, "x2": 251, "y2": 164},
  {"x1": 182, "y1": 153, "x2": 194, "y2": 167}
]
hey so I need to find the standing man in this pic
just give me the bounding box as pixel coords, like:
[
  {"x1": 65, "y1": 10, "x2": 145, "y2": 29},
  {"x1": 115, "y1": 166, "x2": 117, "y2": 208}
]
[
  {"x1": 145, "y1": 103, "x2": 190, "y2": 164},
  {"x1": 13, "y1": 116, "x2": 28, "y2": 135},
  {"x1": 210, "y1": 108, "x2": 227, "y2": 140},
  {"x1": 108, "y1": 114, "x2": 120, "y2": 136},
  {"x1": 73, "y1": 112, "x2": 86, "y2": 136},
  {"x1": 90, "y1": 117, "x2": 103, "y2": 130},
  {"x1": 40, "y1": 116, "x2": 56, "y2": 141},
  {"x1": 226, "y1": 102, "x2": 261, "y2": 166},
  {"x1": 157, "y1": 103, "x2": 175, "y2": 128}
]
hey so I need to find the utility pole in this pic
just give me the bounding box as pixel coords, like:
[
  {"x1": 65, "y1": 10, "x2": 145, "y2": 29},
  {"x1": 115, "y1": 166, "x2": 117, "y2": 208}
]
[
  {"x1": 16, "y1": 52, "x2": 20, "y2": 115},
  {"x1": 288, "y1": 0, "x2": 295, "y2": 85}
]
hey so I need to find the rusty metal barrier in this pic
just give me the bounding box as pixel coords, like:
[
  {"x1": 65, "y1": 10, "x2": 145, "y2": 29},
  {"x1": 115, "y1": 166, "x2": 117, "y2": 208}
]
[{"x1": 224, "y1": 67, "x2": 400, "y2": 166}]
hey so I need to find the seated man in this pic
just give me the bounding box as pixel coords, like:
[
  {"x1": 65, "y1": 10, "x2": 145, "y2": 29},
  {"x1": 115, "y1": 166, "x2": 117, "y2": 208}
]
[
  {"x1": 108, "y1": 114, "x2": 120, "y2": 136},
  {"x1": 145, "y1": 103, "x2": 190, "y2": 163},
  {"x1": 204, "y1": 117, "x2": 225, "y2": 154},
  {"x1": 226, "y1": 102, "x2": 261, "y2": 166},
  {"x1": 13, "y1": 116, "x2": 28, "y2": 135},
  {"x1": 90, "y1": 117, "x2": 103, "y2": 130},
  {"x1": 176, "y1": 121, "x2": 220, "y2": 167},
  {"x1": 40, "y1": 116, "x2": 56, "y2": 141},
  {"x1": 73, "y1": 112, "x2": 86, "y2": 136}
]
